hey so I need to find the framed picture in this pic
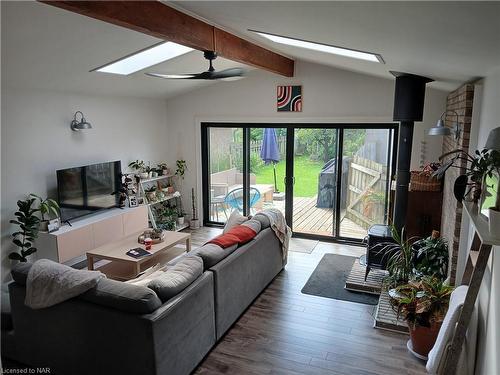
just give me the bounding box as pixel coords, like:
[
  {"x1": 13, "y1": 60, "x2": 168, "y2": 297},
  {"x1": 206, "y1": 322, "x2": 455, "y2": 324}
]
[
  {"x1": 277, "y1": 85, "x2": 302, "y2": 112},
  {"x1": 137, "y1": 197, "x2": 145, "y2": 205},
  {"x1": 128, "y1": 195, "x2": 138, "y2": 208}
]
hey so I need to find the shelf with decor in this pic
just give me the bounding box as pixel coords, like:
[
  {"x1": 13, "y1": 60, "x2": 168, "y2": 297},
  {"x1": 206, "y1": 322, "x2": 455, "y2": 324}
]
[{"x1": 137, "y1": 173, "x2": 181, "y2": 230}]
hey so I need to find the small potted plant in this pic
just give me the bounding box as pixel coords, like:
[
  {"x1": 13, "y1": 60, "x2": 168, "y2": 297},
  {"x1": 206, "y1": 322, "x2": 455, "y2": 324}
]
[
  {"x1": 157, "y1": 162, "x2": 169, "y2": 176},
  {"x1": 31, "y1": 194, "x2": 60, "y2": 232},
  {"x1": 9, "y1": 196, "x2": 40, "y2": 262},
  {"x1": 144, "y1": 186, "x2": 157, "y2": 202},
  {"x1": 389, "y1": 277, "x2": 453, "y2": 358},
  {"x1": 128, "y1": 160, "x2": 148, "y2": 179},
  {"x1": 176, "y1": 196, "x2": 185, "y2": 225}
]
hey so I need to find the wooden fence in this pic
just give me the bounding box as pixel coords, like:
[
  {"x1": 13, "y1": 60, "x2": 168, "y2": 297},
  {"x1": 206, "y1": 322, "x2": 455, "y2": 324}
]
[{"x1": 345, "y1": 155, "x2": 388, "y2": 229}]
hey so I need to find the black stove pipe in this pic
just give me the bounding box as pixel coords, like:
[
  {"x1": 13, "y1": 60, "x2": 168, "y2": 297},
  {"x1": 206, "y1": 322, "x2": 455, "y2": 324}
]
[{"x1": 390, "y1": 72, "x2": 433, "y2": 233}]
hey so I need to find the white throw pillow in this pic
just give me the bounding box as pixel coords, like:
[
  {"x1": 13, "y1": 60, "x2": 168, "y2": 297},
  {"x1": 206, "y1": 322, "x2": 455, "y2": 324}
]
[
  {"x1": 223, "y1": 210, "x2": 248, "y2": 233},
  {"x1": 125, "y1": 263, "x2": 163, "y2": 286}
]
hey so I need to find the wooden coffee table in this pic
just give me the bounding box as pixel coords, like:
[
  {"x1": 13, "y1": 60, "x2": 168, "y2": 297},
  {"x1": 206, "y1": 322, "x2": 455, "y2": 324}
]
[{"x1": 86, "y1": 230, "x2": 191, "y2": 280}]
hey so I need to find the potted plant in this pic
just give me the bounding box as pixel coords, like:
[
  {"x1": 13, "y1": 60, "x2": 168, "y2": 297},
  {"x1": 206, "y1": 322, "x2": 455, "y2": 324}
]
[
  {"x1": 175, "y1": 196, "x2": 185, "y2": 225},
  {"x1": 128, "y1": 160, "x2": 148, "y2": 179},
  {"x1": 31, "y1": 194, "x2": 60, "y2": 232},
  {"x1": 144, "y1": 186, "x2": 157, "y2": 202},
  {"x1": 157, "y1": 162, "x2": 169, "y2": 176},
  {"x1": 9, "y1": 196, "x2": 40, "y2": 262},
  {"x1": 389, "y1": 277, "x2": 453, "y2": 358},
  {"x1": 412, "y1": 230, "x2": 449, "y2": 281},
  {"x1": 155, "y1": 206, "x2": 178, "y2": 231},
  {"x1": 377, "y1": 226, "x2": 415, "y2": 289}
]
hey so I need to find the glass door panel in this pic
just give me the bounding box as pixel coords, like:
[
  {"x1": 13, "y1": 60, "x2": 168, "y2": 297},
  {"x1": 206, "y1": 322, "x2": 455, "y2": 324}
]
[
  {"x1": 248, "y1": 128, "x2": 287, "y2": 217},
  {"x1": 292, "y1": 128, "x2": 338, "y2": 236},
  {"x1": 207, "y1": 127, "x2": 243, "y2": 223},
  {"x1": 339, "y1": 128, "x2": 392, "y2": 239}
]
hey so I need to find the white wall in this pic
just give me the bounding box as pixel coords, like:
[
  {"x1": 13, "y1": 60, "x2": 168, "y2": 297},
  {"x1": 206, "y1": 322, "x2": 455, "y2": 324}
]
[
  {"x1": 1, "y1": 88, "x2": 168, "y2": 282},
  {"x1": 460, "y1": 65, "x2": 500, "y2": 375},
  {"x1": 164, "y1": 60, "x2": 447, "y2": 220}
]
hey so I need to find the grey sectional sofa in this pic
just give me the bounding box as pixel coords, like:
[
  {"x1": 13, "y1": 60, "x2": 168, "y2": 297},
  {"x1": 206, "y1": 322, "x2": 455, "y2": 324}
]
[{"x1": 6, "y1": 220, "x2": 285, "y2": 375}]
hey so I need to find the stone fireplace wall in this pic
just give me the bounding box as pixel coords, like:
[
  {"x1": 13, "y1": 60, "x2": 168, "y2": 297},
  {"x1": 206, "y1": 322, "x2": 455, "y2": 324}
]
[{"x1": 441, "y1": 84, "x2": 475, "y2": 285}]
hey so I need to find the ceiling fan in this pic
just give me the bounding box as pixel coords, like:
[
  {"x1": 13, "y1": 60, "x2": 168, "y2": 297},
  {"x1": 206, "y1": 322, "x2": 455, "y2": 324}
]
[{"x1": 145, "y1": 51, "x2": 244, "y2": 81}]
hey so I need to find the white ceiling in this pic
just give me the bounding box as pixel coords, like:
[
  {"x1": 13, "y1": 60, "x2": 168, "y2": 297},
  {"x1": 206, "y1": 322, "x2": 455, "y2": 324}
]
[
  {"x1": 1, "y1": 1, "x2": 250, "y2": 99},
  {"x1": 173, "y1": 1, "x2": 500, "y2": 91},
  {"x1": 2, "y1": 1, "x2": 500, "y2": 98}
]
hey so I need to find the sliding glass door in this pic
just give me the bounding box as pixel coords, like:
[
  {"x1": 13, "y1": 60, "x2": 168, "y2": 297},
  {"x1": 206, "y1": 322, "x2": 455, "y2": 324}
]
[{"x1": 202, "y1": 123, "x2": 397, "y2": 243}]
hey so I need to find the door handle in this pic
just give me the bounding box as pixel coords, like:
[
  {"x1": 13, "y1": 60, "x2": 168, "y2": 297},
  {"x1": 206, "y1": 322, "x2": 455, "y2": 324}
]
[{"x1": 284, "y1": 176, "x2": 296, "y2": 185}]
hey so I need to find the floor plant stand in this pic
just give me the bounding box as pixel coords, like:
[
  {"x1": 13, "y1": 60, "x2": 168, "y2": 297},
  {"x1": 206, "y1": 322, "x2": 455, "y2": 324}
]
[{"x1": 440, "y1": 202, "x2": 497, "y2": 375}]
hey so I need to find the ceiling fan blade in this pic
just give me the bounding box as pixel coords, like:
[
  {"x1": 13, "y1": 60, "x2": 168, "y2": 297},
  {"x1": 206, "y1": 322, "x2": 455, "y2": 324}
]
[
  {"x1": 145, "y1": 72, "x2": 198, "y2": 79},
  {"x1": 211, "y1": 68, "x2": 245, "y2": 80}
]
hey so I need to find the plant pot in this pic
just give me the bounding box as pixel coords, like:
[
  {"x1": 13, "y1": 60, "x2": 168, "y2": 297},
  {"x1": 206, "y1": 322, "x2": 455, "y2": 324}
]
[
  {"x1": 488, "y1": 208, "x2": 500, "y2": 236},
  {"x1": 190, "y1": 219, "x2": 200, "y2": 229},
  {"x1": 408, "y1": 321, "x2": 441, "y2": 357},
  {"x1": 140, "y1": 172, "x2": 149, "y2": 179},
  {"x1": 146, "y1": 192, "x2": 156, "y2": 202},
  {"x1": 151, "y1": 171, "x2": 158, "y2": 178},
  {"x1": 177, "y1": 216, "x2": 185, "y2": 225},
  {"x1": 39, "y1": 220, "x2": 49, "y2": 232}
]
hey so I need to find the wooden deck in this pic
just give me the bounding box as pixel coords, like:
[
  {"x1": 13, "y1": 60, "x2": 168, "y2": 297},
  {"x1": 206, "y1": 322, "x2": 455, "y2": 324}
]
[{"x1": 292, "y1": 196, "x2": 367, "y2": 239}]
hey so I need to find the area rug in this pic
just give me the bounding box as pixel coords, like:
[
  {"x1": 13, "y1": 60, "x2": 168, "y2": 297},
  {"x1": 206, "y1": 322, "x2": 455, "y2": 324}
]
[
  {"x1": 288, "y1": 238, "x2": 318, "y2": 254},
  {"x1": 301, "y1": 254, "x2": 380, "y2": 305}
]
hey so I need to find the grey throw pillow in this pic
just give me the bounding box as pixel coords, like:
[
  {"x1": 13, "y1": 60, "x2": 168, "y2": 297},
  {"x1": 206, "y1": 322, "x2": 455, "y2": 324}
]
[
  {"x1": 193, "y1": 243, "x2": 238, "y2": 269},
  {"x1": 242, "y1": 219, "x2": 262, "y2": 234},
  {"x1": 148, "y1": 256, "x2": 203, "y2": 302},
  {"x1": 223, "y1": 210, "x2": 248, "y2": 233},
  {"x1": 253, "y1": 213, "x2": 271, "y2": 229}
]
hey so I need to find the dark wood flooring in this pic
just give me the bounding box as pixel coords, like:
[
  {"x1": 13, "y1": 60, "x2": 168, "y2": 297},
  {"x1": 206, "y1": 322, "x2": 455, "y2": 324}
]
[{"x1": 190, "y1": 227, "x2": 428, "y2": 375}]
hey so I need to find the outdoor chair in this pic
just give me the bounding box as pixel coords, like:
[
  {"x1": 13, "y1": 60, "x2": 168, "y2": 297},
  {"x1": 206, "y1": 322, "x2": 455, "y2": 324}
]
[{"x1": 224, "y1": 187, "x2": 261, "y2": 213}]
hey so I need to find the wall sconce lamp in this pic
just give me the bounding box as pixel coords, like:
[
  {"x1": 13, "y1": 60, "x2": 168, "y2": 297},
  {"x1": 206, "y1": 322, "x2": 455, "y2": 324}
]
[
  {"x1": 428, "y1": 110, "x2": 461, "y2": 140},
  {"x1": 70, "y1": 111, "x2": 93, "y2": 131}
]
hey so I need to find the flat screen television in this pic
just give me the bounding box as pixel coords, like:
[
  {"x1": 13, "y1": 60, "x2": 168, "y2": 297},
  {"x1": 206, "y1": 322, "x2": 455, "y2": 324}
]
[{"x1": 57, "y1": 161, "x2": 122, "y2": 222}]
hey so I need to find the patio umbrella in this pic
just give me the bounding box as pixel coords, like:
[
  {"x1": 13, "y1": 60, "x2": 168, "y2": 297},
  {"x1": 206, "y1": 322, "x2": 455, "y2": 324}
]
[{"x1": 260, "y1": 128, "x2": 281, "y2": 193}]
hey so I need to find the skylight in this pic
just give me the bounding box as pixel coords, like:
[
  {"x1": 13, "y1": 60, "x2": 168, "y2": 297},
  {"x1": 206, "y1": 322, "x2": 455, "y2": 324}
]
[
  {"x1": 94, "y1": 42, "x2": 193, "y2": 75},
  {"x1": 250, "y1": 30, "x2": 384, "y2": 64}
]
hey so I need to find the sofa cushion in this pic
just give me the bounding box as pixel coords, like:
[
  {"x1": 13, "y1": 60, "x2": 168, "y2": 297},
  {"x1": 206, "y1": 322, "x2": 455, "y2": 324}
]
[
  {"x1": 223, "y1": 210, "x2": 248, "y2": 233},
  {"x1": 253, "y1": 213, "x2": 271, "y2": 229},
  {"x1": 242, "y1": 219, "x2": 262, "y2": 234},
  {"x1": 148, "y1": 256, "x2": 203, "y2": 302},
  {"x1": 192, "y1": 243, "x2": 238, "y2": 269},
  {"x1": 80, "y1": 279, "x2": 162, "y2": 314}
]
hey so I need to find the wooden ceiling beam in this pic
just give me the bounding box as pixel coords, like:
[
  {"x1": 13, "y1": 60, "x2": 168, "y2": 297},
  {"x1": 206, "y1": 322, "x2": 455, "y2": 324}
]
[{"x1": 39, "y1": 1, "x2": 294, "y2": 77}]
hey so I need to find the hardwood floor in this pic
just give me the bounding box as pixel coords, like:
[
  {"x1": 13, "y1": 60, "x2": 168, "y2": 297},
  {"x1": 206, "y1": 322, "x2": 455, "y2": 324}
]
[{"x1": 188, "y1": 227, "x2": 428, "y2": 375}]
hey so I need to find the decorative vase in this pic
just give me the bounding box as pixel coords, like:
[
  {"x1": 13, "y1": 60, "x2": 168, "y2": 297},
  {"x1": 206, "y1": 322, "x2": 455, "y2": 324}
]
[
  {"x1": 488, "y1": 208, "x2": 500, "y2": 236},
  {"x1": 39, "y1": 220, "x2": 49, "y2": 232},
  {"x1": 408, "y1": 321, "x2": 441, "y2": 358},
  {"x1": 177, "y1": 216, "x2": 185, "y2": 225}
]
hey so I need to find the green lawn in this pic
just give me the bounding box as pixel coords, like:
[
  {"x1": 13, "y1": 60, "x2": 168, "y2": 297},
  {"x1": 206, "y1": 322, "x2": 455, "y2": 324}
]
[{"x1": 253, "y1": 155, "x2": 323, "y2": 197}]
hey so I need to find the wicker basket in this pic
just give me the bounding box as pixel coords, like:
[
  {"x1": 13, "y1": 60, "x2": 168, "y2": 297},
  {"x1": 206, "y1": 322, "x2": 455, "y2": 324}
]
[{"x1": 410, "y1": 171, "x2": 442, "y2": 191}]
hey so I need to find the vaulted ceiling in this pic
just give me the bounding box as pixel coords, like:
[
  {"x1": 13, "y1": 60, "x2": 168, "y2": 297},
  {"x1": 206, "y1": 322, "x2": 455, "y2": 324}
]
[{"x1": 2, "y1": 1, "x2": 500, "y2": 98}]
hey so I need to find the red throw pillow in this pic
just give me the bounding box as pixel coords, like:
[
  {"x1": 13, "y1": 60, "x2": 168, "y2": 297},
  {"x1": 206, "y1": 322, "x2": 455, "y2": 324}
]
[
  {"x1": 208, "y1": 225, "x2": 257, "y2": 249},
  {"x1": 226, "y1": 225, "x2": 257, "y2": 245},
  {"x1": 209, "y1": 233, "x2": 240, "y2": 248}
]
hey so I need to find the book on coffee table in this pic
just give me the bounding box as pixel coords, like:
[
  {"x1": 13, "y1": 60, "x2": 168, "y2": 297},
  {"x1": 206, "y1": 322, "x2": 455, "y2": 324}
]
[{"x1": 126, "y1": 248, "x2": 151, "y2": 259}]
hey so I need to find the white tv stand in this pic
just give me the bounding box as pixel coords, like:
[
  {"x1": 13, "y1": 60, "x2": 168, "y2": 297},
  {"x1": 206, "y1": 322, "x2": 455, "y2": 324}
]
[{"x1": 36, "y1": 205, "x2": 148, "y2": 266}]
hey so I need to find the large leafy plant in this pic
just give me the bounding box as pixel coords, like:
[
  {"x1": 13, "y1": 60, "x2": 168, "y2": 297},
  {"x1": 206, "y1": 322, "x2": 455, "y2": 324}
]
[
  {"x1": 389, "y1": 277, "x2": 453, "y2": 328},
  {"x1": 412, "y1": 233, "x2": 449, "y2": 281},
  {"x1": 9, "y1": 197, "x2": 40, "y2": 262}
]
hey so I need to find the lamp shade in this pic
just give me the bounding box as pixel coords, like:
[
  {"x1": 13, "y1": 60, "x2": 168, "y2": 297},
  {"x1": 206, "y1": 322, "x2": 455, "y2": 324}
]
[
  {"x1": 70, "y1": 111, "x2": 92, "y2": 131},
  {"x1": 428, "y1": 119, "x2": 452, "y2": 136},
  {"x1": 485, "y1": 127, "x2": 500, "y2": 150}
]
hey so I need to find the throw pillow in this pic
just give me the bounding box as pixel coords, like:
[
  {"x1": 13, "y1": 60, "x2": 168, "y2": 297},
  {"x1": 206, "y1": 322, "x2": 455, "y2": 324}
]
[
  {"x1": 148, "y1": 256, "x2": 203, "y2": 302},
  {"x1": 242, "y1": 219, "x2": 262, "y2": 234},
  {"x1": 223, "y1": 210, "x2": 248, "y2": 233}
]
